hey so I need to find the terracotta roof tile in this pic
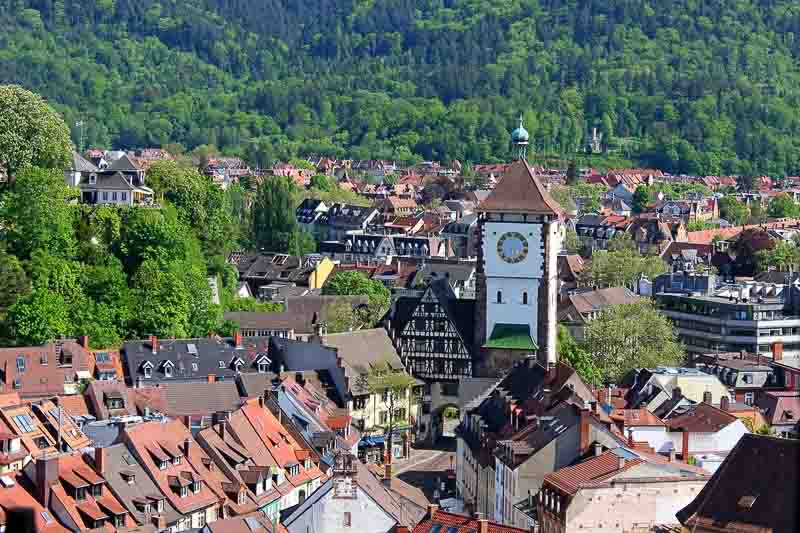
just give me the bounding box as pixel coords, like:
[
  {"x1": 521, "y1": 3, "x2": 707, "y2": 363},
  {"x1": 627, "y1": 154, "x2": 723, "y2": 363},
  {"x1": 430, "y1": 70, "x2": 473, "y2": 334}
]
[
  {"x1": 477, "y1": 160, "x2": 564, "y2": 215},
  {"x1": 413, "y1": 509, "x2": 528, "y2": 533},
  {"x1": 544, "y1": 450, "x2": 643, "y2": 495}
]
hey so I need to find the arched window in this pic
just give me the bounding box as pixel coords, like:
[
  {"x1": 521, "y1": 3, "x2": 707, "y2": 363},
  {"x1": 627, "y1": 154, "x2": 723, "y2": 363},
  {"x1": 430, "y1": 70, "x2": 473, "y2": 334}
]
[
  {"x1": 496, "y1": 291, "x2": 503, "y2": 304},
  {"x1": 522, "y1": 291, "x2": 528, "y2": 305}
]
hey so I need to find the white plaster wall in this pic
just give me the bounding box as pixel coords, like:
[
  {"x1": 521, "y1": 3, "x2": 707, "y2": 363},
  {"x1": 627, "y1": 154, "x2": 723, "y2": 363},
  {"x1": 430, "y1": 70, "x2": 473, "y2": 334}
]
[
  {"x1": 486, "y1": 277, "x2": 539, "y2": 344},
  {"x1": 286, "y1": 487, "x2": 397, "y2": 533},
  {"x1": 629, "y1": 426, "x2": 672, "y2": 453},
  {"x1": 544, "y1": 220, "x2": 563, "y2": 365},
  {"x1": 484, "y1": 222, "x2": 544, "y2": 278},
  {"x1": 668, "y1": 419, "x2": 749, "y2": 455},
  {"x1": 562, "y1": 480, "x2": 706, "y2": 532}
]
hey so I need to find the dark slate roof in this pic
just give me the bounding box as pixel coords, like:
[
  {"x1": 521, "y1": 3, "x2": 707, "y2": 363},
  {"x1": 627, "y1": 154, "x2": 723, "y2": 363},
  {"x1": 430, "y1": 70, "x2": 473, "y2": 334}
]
[
  {"x1": 70, "y1": 151, "x2": 99, "y2": 172},
  {"x1": 676, "y1": 434, "x2": 799, "y2": 532},
  {"x1": 121, "y1": 336, "x2": 272, "y2": 385},
  {"x1": 316, "y1": 203, "x2": 378, "y2": 227},
  {"x1": 228, "y1": 252, "x2": 319, "y2": 286},
  {"x1": 225, "y1": 296, "x2": 369, "y2": 336},
  {"x1": 268, "y1": 338, "x2": 349, "y2": 403},
  {"x1": 79, "y1": 171, "x2": 137, "y2": 190},
  {"x1": 106, "y1": 153, "x2": 142, "y2": 173},
  {"x1": 134, "y1": 381, "x2": 244, "y2": 417}
]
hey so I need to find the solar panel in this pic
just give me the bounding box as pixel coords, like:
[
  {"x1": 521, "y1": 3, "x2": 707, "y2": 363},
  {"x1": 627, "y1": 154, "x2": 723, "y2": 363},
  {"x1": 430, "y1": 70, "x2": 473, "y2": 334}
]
[{"x1": 95, "y1": 352, "x2": 110, "y2": 362}]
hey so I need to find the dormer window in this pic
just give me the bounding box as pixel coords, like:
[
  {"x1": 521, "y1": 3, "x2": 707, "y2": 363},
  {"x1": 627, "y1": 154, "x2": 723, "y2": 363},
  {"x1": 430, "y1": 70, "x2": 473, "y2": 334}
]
[
  {"x1": 142, "y1": 361, "x2": 153, "y2": 379},
  {"x1": 219, "y1": 361, "x2": 225, "y2": 368},
  {"x1": 163, "y1": 361, "x2": 174, "y2": 378},
  {"x1": 157, "y1": 498, "x2": 164, "y2": 512},
  {"x1": 192, "y1": 481, "x2": 201, "y2": 494},
  {"x1": 92, "y1": 483, "x2": 103, "y2": 497},
  {"x1": 238, "y1": 490, "x2": 246, "y2": 505},
  {"x1": 75, "y1": 486, "x2": 88, "y2": 501},
  {"x1": 172, "y1": 455, "x2": 182, "y2": 466},
  {"x1": 180, "y1": 486, "x2": 188, "y2": 498},
  {"x1": 121, "y1": 472, "x2": 135, "y2": 485},
  {"x1": 16, "y1": 356, "x2": 25, "y2": 372},
  {"x1": 89, "y1": 173, "x2": 97, "y2": 184},
  {"x1": 159, "y1": 460, "x2": 168, "y2": 470}
]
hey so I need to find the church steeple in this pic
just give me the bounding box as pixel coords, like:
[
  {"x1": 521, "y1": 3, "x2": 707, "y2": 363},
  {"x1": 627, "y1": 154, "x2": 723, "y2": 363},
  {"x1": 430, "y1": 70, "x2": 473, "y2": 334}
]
[{"x1": 510, "y1": 116, "x2": 529, "y2": 160}]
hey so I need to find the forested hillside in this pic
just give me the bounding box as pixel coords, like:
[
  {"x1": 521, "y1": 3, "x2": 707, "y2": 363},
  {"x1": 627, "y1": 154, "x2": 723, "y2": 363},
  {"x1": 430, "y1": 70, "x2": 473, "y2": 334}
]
[{"x1": 4, "y1": 0, "x2": 800, "y2": 174}]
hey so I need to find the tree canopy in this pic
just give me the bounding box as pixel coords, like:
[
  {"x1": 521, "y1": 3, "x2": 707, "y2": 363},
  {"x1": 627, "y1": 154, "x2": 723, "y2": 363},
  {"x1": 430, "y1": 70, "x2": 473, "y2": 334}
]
[
  {"x1": 5, "y1": 1, "x2": 800, "y2": 173},
  {"x1": 583, "y1": 300, "x2": 684, "y2": 383},
  {"x1": 0, "y1": 84, "x2": 72, "y2": 177}
]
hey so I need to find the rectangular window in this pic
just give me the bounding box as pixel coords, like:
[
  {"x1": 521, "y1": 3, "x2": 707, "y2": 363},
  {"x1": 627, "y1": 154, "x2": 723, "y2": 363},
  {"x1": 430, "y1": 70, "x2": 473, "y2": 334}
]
[
  {"x1": 112, "y1": 192, "x2": 117, "y2": 201},
  {"x1": 102, "y1": 192, "x2": 108, "y2": 201},
  {"x1": 121, "y1": 192, "x2": 127, "y2": 201},
  {"x1": 92, "y1": 484, "x2": 103, "y2": 497},
  {"x1": 744, "y1": 392, "x2": 755, "y2": 406}
]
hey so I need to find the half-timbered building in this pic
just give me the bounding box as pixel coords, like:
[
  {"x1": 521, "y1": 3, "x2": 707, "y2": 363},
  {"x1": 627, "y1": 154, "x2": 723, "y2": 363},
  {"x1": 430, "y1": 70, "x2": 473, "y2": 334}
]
[{"x1": 386, "y1": 277, "x2": 475, "y2": 441}]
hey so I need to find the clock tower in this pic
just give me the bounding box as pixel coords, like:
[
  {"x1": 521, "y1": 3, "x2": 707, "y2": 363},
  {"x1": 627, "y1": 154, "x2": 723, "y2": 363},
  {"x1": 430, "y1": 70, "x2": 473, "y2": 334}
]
[{"x1": 474, "y1": 136, "x2": 564, "y2": 373}]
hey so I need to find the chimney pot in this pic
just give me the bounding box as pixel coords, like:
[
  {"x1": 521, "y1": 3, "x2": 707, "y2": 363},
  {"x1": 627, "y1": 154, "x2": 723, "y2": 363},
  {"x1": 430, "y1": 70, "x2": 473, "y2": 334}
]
[
  {"x1": 95, "y1": 446, "x2": 106, "y2": 475},
  {"x1": 618, "y1": 455, "x2": 626, "y2": 470},
  {"x1": 720, "y1": 396, "x2": 730, "y2": 412},
  {"x1": 234, "y1": 330, "x2": 243, "y2": 349},
  {"x1": 149, "y1": 335, "x2": 158, "y2": 354},
  {"x1": 182, "y1": 438, "x2": 191, "y2": 457},
  {"x1": 594, "y1": 443, "x2": 603, "y2": 457},
  {"x1": 427, "y1": 504, "x2": 439, "y2": 518},
  {"x1": 703, "y1": 391, "x2": 712, "y2": 404},
  {"x1": 772, "y1": 342, "x2": 784, "y2": 362}
]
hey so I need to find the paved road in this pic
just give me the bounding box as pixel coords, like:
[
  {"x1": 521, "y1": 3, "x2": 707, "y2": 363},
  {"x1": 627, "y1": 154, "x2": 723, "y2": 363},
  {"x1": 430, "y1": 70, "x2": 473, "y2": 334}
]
[{"x1": 395, "y1": 442, "x2": 457, "y2": 501}]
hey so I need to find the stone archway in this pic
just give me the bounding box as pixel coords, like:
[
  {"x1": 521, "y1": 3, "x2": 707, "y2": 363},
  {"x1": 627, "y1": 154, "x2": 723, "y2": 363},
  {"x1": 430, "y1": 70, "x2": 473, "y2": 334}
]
[{"x1": 432, "y1": 403, "x2": 460, "y2": 443}]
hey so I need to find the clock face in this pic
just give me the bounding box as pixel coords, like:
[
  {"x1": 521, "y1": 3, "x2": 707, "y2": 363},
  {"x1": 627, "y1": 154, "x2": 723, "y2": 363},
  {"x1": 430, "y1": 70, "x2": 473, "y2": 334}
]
[{"x1": 497, "y1": 232, "x2": 529, "y2": 263}]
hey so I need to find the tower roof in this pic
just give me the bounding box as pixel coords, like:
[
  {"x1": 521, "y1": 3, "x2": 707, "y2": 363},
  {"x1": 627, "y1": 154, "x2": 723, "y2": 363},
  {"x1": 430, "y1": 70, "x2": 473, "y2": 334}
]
[
  {"x1": 476, "y1": 159, "x2": 564, "y2": 215},
  {"x1": 511, "y1": 117, "x2": 529, "y2": 143}
]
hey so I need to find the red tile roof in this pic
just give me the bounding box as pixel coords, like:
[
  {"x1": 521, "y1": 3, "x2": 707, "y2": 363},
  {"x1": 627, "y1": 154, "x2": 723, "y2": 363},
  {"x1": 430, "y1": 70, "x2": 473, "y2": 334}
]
[
  {"x1": 610, "y1": 409, "x2": 665, "y2": 427},
  {"x1": 413, "y1": 509, "x2": 528, "y2": 533},
  {"x1": 58, "y1": 394, "x2": 92, "y2": 417},
  {"x1": 0, "y1": 340, "x2": 92, "y2": 398},
  {"x1": 544, "y1": 450, "x2": 643, "y2": 495},
  {"x1": 477, "y1": 160, "x2": 563, "y2": 215},
  {"x1": 665, "y1": 402, "x2": 737, "y2": 433}
]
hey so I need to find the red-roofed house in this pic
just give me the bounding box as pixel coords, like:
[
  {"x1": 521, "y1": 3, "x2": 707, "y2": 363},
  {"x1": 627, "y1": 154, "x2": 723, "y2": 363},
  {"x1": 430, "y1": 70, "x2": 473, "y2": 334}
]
[
  {"x1": 0, "y1": 339, "x2": 93, "y2": 399},
  {"x1": 756, "y1": 391, "x2": 800, "y2": 439},
  {"x1": 123, "y1": 420, "x2": 222, "y2": 529},
  {"x1": 413, "y1": 505, "x2": 529, "y2": 533},
  {"x1": 0, "y1": 472, "x2": 68, "y2": 532},
  {"x1": 537, "y1": 449, "x2": 708, "y2": 533},
  {"x1": 24, "y1": 452, "x2": 134, "y2": 531}
]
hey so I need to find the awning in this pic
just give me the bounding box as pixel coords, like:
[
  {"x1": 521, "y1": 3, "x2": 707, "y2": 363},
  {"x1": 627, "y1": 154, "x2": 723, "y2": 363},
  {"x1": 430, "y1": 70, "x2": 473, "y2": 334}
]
[{"x1": 483, "y1": 324, "x2": 538, "y2": 351}]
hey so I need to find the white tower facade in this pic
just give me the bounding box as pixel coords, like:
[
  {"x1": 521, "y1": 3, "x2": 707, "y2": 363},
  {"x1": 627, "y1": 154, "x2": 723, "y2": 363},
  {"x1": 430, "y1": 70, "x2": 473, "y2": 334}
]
[{"x1": 475, "y1": 159, "x2": 563, "y2": 369}]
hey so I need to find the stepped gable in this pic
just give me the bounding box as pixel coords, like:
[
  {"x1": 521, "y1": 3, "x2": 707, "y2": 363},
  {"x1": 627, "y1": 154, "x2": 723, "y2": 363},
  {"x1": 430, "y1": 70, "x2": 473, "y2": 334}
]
[{"x1": 477, "y1": 159, "x2": 563, "y2": 215}]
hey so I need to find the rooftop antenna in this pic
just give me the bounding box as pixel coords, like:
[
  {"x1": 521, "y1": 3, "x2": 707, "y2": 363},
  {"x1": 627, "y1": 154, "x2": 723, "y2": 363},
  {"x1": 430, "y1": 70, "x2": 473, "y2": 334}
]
[{"x1": 75, "y1": 120, "x2": 85, "y2": 154}]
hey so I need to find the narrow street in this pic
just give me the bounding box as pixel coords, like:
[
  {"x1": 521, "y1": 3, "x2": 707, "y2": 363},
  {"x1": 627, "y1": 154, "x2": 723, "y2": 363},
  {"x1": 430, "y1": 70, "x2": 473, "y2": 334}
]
[{"x1": 395, "y1": 440, "x2": 456, "y2": 502}]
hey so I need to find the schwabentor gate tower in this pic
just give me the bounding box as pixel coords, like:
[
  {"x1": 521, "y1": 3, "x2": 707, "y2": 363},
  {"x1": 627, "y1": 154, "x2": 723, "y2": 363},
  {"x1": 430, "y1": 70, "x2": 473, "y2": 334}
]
[{"x1": 474, "y1": 120, "x2": 564, "y2": 374}]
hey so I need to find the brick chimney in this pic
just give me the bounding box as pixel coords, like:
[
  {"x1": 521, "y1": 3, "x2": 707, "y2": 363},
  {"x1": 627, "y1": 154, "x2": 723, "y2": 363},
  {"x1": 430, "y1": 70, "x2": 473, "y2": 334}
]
[
  {"x1": 703, "y1": 391, "x2": 712, "y2": 404},
  {"x1": 78, "y1": 336, "x2": 90, "y2": 349},
  {"x1": 182, "y1": 438, "x2": 191, "y2": 457},
  {"x1": 579, "y1": 408, "x2": 590, "y2": 454},
  {"x1": 207, "y1": 374, "x2": 216, "y2": 383},
  {"x1": 682, "y1": 430, "x2": 690, "y2": 463},
  {"x1": 149, "y1": 336, "x2": 158, "y2": 354},
  {"x1": 772, "y1": 342, "x2": 784, "y2": 362},
  {"x1": 95, "y1": 446, "x2": 106, "y2": 475},
  {"x1": 720, "y1": 396, "x2": 730, "y2": 412},
  {"x1": 427, "y1": 504, "x2": 439, "y2": 519},
  {"x1": 383, "y1": 461, "x2": 392, "y2": 488},
  {"x1": 36, "y1": 454, "x2": 60, "y2": 509},
  {"x1": 234, "y1": 330, "x2": 243, "y2": 349},
  {"x1": 475, "y1": 512, "x2": 489, "y2": 533}
]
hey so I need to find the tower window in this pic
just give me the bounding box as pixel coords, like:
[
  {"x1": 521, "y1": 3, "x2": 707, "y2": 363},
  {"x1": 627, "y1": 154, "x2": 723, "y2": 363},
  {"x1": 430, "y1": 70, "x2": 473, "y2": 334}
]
[
  {"x1": 523, "y1": 291, "x2": 528, "y2": 305},
  {"x1": 496, "y1": 291, "x2": 503, "y2": 304}
]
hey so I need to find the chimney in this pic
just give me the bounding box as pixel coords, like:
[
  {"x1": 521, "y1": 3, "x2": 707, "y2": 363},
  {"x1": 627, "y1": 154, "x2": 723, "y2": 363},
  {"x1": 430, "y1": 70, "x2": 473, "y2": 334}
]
[
  {"x1": 579, "y1": 408, "x2": 589, "y2": 454},
  {"x1": 78, "y1": 336, "x2": 90, "y2": 349},
  {"x1": 234, "y1": 330, "x2": 243, "y2": 349},
  {"x1": 682, "y1": 430, "x2": 690, "y2": 463},
  {"x1": 149, "y1": 336, "x2": 158, "y2": 354},
  {"x1": 217, "y1": 421, "x2": 225, "y2": 440},
  {"x1": 36, "y1": 454, "x2": 60, "y2": 509},
  {"x1": 151, "y1": 514, "x2": 167, "y2": 530},
  {"x1": 669, "y1": 449, "x2": 677, "y2": 462},
  {"x1": 772, "y1": 342, "x2": 784, "y2": 362},
  {"x1": 207, "y1": 374, "x2": 216, "y2": 383},
  {"x1": 618, "y1": 456, "x2": 626, "y2": 470},
  {"x1": 594, "y1": 443, "x2": 603, "y2": 457},
  {"x1": 703, "y1": 391, "x2": 712, "y2": 404},
  {"x1": 476, "y1": 512, "x2": 489, "y2": 533},
  {"x1": 427, "y1": 504, "x2": 439, "y2": 519},
  {"x1": 672, "y1": 386, "x2": 682, "y2": 399},
  {"x1": 182, "y1": 438, "x2": 191, "y2": 457},
  {"x1": 95, "y1": 446, "x2": 106, "y2": 475},
  {"x1": 258, "y1": 395, "x2": 265, "y2": 409},
  {"x1": 720, "y1": 396, "x2": 730, "y2": 412},
  {"x1": 383, "y1": 462, "x2": 392, "y2": 488},
  {"x1": 627, "y1": 429, "x2": 635, "y2": 447}
]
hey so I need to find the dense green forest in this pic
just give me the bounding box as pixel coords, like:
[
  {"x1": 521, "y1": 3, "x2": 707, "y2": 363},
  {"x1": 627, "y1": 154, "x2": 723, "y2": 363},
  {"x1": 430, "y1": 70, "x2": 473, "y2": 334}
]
[{"x1": 3, "y1": 0, "x2": 800, "y2": 174}]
